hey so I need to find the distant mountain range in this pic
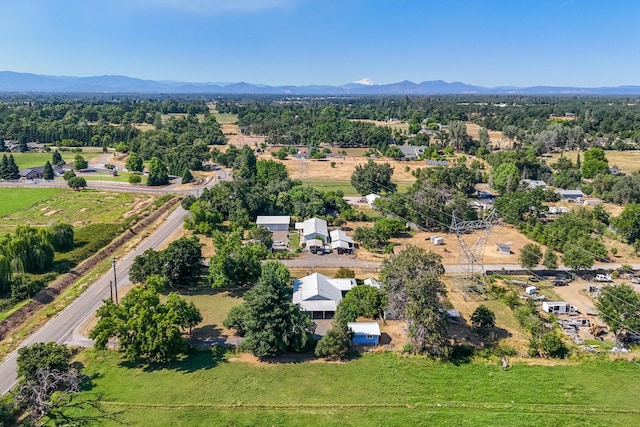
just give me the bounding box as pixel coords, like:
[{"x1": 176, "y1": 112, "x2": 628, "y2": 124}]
[{"x1": 1, "y1": 71, "x2": 640, "y2": 95}]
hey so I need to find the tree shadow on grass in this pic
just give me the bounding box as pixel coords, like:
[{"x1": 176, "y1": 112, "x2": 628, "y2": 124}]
[{"x1": 118, "y1": 346, "x2": 228, "y2": 374}]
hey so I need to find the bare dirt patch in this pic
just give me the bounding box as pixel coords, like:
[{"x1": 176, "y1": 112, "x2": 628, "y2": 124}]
[
  {"x1": 466, "y1": 123, "x2": 505, "y2": 148},
  {"x1": 348, "y1": 119, "x2": 409, "y2": 132},
  {"x1": 43, "y1": 209, "x2": 61, "y2": 217}
]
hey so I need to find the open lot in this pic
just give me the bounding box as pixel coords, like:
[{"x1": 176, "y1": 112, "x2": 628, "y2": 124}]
[
  {"x1": 0, "y1": 189, "x2": 156, "y2": 234},
  {"x1": 0, "y1": 188, "x2": 64, "y2": 217},
  {"x1": 466, "y1": 123, "x2": 505, "y2": 148},
  {"x1": 71, "y1": 350, "x2": 640, "y2": 426},
  {"x1": 348, "y1": 118, "x2": 409, "y2": 132}
]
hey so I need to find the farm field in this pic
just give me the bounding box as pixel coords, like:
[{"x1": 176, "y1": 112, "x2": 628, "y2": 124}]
[
  {"x1": 9, "y1": 151, "x2": 101, "y2": 169},
  {"x1": 72, "y1": 350, "x2": 640, "y2": 426},
  {"x1": 0, "y1": 189, "x2": 156, "y2": 234}
]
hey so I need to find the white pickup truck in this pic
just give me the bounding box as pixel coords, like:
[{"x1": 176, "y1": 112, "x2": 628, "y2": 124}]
[{"x1": 595, "y1": 274, "x2": 613, "y2": 282}]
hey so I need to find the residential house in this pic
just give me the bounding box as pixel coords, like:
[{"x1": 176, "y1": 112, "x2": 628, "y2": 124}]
[
  {"x1": 295, "y1": 217, "x2": 329, "y2": 243},
  {"x1": 293, "y1": 273, "x2": 354, "y2": 319},
  {"x1": 348, "y1": 322, "x2": 380, "y2": 345},
  {"x1": 256, "y1": 216, "x2": 290, "y2": 232},
  {"x1": 556, "y1": 189, "x2": 583, "y2": 200},
  {"x1": 521, "y1": 179, "x2": 547, "y2": 189},
  {"x1": 398, "y1": 145, "x2": 426, "y2": 160},
  {"x1": 19, "y1": 164, "x2": 63, "y2": 180},
  {"x1": 330, "y1": 229, "x2": 354, "y2": 252}
]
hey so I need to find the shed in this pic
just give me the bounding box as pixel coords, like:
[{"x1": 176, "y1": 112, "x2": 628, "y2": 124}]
[
  {"x1": 432, "y1": 237, "x2": 444, "y2": 246},
  {"x1": 256, "y1": 216, "x2": 290, "y2": 232},
  {"x1": 348, "y1": 322, "x2": 380, "y2": 345},
  {"x1": 446, "y1": 309, "x2": 461, "y2": 321},
  {"x1": 525, "y1": 286, "x2": 537, "y2": 295},
  {"x1": 582, "y1": 198, "x2": 602, "y2": 206},
  {"x1": 496, "y1": 242, "x2": 512, "y2": 255},
  {"x1": 542, "y1": 301, "x2": 578, "y2": 314}
]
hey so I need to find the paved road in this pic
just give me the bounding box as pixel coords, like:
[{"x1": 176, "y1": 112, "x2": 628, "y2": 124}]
[{"x1": 0, "y1": 206, "x2": 189, "y2": 396}]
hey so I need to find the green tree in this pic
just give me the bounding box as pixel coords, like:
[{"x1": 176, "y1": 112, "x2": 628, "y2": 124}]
[
  {"x1": 73, "y1": 155, "x2": 88, "y2": 170},
  {"x1": 129, "y1": 237, "x2": 202, "y2": 288},
  {"x1": 182, "y1": 168, "x2": 194, "y2": 184},
  {"x1": 448, "y1": 121, "x2": 469, "y2": 152},
  {"x1": 384, "y1": 145, "x2": 403, "y2": 159},
  {"x1": 582, "y1": 148, "x2": 609, "y2": 179},
  {"x1": 315, "y1": 320, "x2": 353, "y2": 359},
  {"x1": 52, "y1": 150, "x2": 64, "y2": 166},
  {"x1": 519, "y1": 243, "x2": 542, "y2": 269},
  {"x1": 42, "y1": 161, "x2": 54, "y2": 180},
  {"x1": 613, "y1": 203, "x2": 640, "y2": 244},
  {"x1": 561, "y1": 246, "x2": 595, "y2": 270},
  {"x1": 208, "y1": 231, "x2": 267, "y2": 288},
  {"x1": 380, "y1": 245, "x2": 448, "y2": 356},
  {"x1": 542, "y1": 248, "x2": 558, "y2": 269},
  {"x1": 335, "y1": 285, "x2": 385, "y2": 322},
  {"x1": 470, "y1": 305, "x2": 495, "y2": 336},
  {"x1": 478, "y1": 127, "x2": 490, "y2": 146},
  {"x1": 248, "y1": 226, "x2": 273, "y2": 248},
  {"x1": 350, "y1": 160, "x2": 396, "y2": 195},
  {"x1": 66, "y1": 176, "x2": 87, "y2": 190},
  {"x1": 256, "y1": 159, "x2": 288, "y2": 185},
  {"x1": 114, "y1": 141, "x2": 128, "y2": 153},
  {"x1": 595, "y1": 284, "x2": 640, "y2": 345},
  {"x1": 334, "y1": 267, "x2": 356, "y2": 278},
  {"x1": 62, "y1": 170, "x2": 76, "y2": 181},
  {"x1": 17, "y1": 343, "x2": 72, "y2": 383},
  {"x1": 125, "y1": 151, "x2": 144, "y2": 172},
  {"x1": 539, "y1": 333, "x2": 568, "y2": 358},
  {"x1": 147, "y1": 156, "x2": 169, "y2": 186},
  {"x1": 225, "y1": 261, "x2": 315, "y2": 358},
  {"x1": 6, "y1": 154, "x2": 19, "y2": 179},
  {"x1": 492, "y1": 162, "x2": 520, "y2": 194},
  {"x1": 90, "y1": 285, "x2": 201, "y2": 362},
  {"x1": 47, "y1": 223, "x2": 74, "y2": 252},
  {"x1": 128, "y1": 173, "x2": 142, "y2": 184}
]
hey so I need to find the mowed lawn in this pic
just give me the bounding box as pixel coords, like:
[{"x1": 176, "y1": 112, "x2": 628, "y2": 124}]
[
  {"x1": 10, "y1": 152, "x2": 101, "y2": 169},
  {"x1": 75, "y1": 351, "x2": 640, "y2": 426},
  {"x1": 0, "y1": 188, "x2": 64, "y2": 217}
]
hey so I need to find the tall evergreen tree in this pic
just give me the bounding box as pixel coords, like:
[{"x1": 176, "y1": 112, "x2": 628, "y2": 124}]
[
  {"x1": 7, "y1": 155, "x2": 20, "y2": 179},
  {"x1": 52, "y1": 150, "x2": 64, "y2": 166},
  {"x1": 42, "y1": 161, "x2": 54, "y2": 180},
  {"x1": 0, "y1": 154, "x2": 8, "y2": 179},
  {"x1": 0, "y1": 139, "x2": 7, "y2": 152}
]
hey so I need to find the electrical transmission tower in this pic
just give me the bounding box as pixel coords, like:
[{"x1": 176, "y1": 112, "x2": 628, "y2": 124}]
[
  {"x1": 297, "y1": 143, "x2": 312, "y2": 181},
  {"x1": 450, "y1": 210, "x2": 497, "y2": 299}
]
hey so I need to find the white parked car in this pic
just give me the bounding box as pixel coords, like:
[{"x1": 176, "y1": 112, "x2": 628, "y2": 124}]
[{"x1": 595, "y1": 274, "x2": 613, "y2": 282}]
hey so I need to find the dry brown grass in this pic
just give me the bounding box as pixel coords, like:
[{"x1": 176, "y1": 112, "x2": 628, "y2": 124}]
[
  {"x1": 348, "y1": 119, "x2": 409, "y2": 132},
  {"x1": 465, "y1": 123, "x2": 505, "y2": 148},
  {"x1": 547, "y1": 150, "x2": 640, "y2": 173}
]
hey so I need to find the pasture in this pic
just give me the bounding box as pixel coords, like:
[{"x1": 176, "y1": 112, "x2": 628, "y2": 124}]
[
  {"x1": 9, "y1": 151, "x2": 101, "y2": 169},
  {"x1": 71, "y1": 350, "x2": 640, "y2": 426},
  {"x1": 0, "y1": 188, "x2": 64, "y2": 217},
  {"x1": 547, "y1": 150, "x2": 640, "y2": 173}
]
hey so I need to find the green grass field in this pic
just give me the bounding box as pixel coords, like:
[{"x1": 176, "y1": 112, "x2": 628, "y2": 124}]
[
  {"x1": 0, "y1": 188, "x2": 65, "y2": 217},
  {"x1": 71, "y1": 350, "x2": 640, "y2": 426},
  {"x1": 9, "y1": 152, "x2": 101, "y2": 169},
  {"x1": 213, "y1": 113, "x2": 239, "y2": 124},
  {"x1": 80, "y1": 171, "x2": 148, "y2": 184},
  {"x1": 0, "y1": 189, "x2": 155, "y2": 235}
]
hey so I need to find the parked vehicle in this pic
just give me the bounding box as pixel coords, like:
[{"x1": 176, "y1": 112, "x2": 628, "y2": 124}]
[
  {"x1": 631, "y1": 277, "x2": 640, "y2": 284},
  {"x1": 553, "y1": 279, "x2": 569, "y2": 287},
  {"x1": 528, "y1": 277, "x2": 540, "y2": 283},
  {"x1": 595, "y1": 274, "x2": 613, "y2": 282}
]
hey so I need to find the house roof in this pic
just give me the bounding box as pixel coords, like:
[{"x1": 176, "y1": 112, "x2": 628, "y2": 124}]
[
  {"x1": 398, "y1": 145, "x2": 426, "y2": 158},
  {"x1": 348, "y1": 322, "x2": 381, "y2": 336},
  {"x1": 306, "y1": 239, "x2": 324, "y2": 248},
  {"x1": 293, "y1": 273, "x2": 342, "y2": 312},
  {"x1": 330, "y1": 278, "x2": 356, "y2": 292},
  {"x1": 556, "y1": 189, "x2": 583, "y2": 197},
  {"x1": 295, "y1": 217, "x2": 328, "y2": 238},
  {"x1": 521, "y1": 179, "x2": 547, "y2": 189},
  {"x1": 330, "y1": 229, "x2": 354, "y2": 244},
  {"x1": 256, "y1": 216, "x2": 290, "y2": 226},
  {"x1": 364, "y1": 278, "x2": 381, "y2": 289}
]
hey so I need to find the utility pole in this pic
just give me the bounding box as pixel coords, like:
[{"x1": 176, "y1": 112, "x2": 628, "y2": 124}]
[
  {"x1": 111, "y1": 258, "x2": 118, "y2": 304},
  {"x1": 109, "y1": 280, "x2": 113, "y2": 302}
]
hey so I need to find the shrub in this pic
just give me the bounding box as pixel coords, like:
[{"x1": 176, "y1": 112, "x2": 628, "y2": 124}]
[{"x1": 128, "y1": 174, "x2": 142, "y2": 184}]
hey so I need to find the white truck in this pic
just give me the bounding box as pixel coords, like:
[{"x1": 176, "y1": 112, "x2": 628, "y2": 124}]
[{"x1": 595, "y1": 274, "x2": 613, "y2": 282}]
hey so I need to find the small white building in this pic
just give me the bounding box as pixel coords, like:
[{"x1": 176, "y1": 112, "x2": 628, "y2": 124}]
[
  {"x1": 365, "y1": 193, "x2": 381, "y2": 208},
  {"x1": 542, "y1": 301, "x2": 578, "y2": 314},
  {"x1": 330, "y1": 229, "x2": 354, "y2": 251},
  {"x1": 295, "y1": 217, "x2": 329, "y2": 243},
  {"x1": 525, "y1": 286, "x2": 537, "y2": 295},
  {"x1": 556, "y1": 189, "x2": 584, "y2": 200},
  {"x1": 582, "y1": 198, "x2": 602, "y2": 206},
  {"x1": 521, "y1": 179, "x2": 547, "y2": 189},
  {"x1": 256, "y1": 216, "x2": 290, "y2": 232},
  {"x1": 496, "y1": 242, "x2": 512, "y2": 255}
]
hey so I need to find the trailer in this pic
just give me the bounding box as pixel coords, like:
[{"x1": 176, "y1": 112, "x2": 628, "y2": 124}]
[{"x1": 542, "y1": 301, "x2": 579, "y2": 314}]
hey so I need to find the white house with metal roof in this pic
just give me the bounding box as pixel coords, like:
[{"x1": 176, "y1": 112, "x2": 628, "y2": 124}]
[
  {"x1": 295, "y1": 217, "x2": 329, "y2": 243},
  {"x1": 293, "y1": 273, "x2": 348, "y2": 319},
  {"x1": 330, "y1": 229, "x2": 354, "y2": 250},
  {"x1": 256, "y1": 216, "x2": 290, "y2": 232}
]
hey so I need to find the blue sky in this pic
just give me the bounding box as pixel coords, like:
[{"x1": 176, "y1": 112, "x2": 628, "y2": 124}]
[{"x1": 0, "y1": 0, "x2": 638, "y2": 86}]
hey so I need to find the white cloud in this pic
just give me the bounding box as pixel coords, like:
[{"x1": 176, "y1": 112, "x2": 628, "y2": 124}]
[{"x1": 128, "y1": 0, "x2": 303, "y2": 15}]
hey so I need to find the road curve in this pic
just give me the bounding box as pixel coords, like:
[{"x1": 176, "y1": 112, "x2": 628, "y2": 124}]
[{"x1": 0, "y1": 206, "x2": 189, "y2": 396}]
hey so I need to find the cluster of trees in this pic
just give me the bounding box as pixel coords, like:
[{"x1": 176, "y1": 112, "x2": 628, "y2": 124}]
[
  {"x1": 376, "y1": 163, "x2": 481, "y2": 231},
  {"x1": 189, "y1": 147, "x2": 353, "y2": 234},
  {"x1": 0, "y1": 224, "x2": 74, "y2": 298},
  {"x1": 353, "y1": 217, "x2": 407, "y2": 252},
  {"x1": 0, "y1": 154, "x2": 20, "y2": 179},
  {"x1": 91, "y1": 275, "x2": 202, "y2": 362}
]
